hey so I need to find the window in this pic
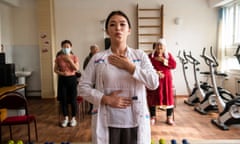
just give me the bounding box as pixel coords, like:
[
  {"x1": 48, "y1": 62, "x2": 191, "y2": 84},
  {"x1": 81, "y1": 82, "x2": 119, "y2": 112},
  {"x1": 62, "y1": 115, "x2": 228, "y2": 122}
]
[
  {"x1": 222, "y1": 1, "x2": 240, "y2": 47},
  {"x1": 220, "y1": 1, "x2": 240, "y2": 71},
  {"x1": 235, "y1": 3, "x2": 240, "y2": 43}
]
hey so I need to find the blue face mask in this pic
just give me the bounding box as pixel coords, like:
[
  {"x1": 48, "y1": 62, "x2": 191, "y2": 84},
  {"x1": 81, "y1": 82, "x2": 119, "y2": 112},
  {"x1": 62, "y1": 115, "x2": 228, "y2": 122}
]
[{"x1": 62, "y1": 48, "x2": 71, "y2": 54}]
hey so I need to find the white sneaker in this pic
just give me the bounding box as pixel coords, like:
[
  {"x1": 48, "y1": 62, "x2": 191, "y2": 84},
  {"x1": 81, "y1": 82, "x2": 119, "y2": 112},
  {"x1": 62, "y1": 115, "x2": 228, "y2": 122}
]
[
  {"x1": 61, "y1": 119, "x2": 69, "y2": 127},
  {"x1": 70, "y1": 119, "x2": 77, "y2": 127}
]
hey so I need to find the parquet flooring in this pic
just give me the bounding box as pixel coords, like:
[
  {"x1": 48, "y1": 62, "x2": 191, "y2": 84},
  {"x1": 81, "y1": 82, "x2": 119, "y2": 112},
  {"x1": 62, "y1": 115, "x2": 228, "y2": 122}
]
[{"x1": 1, "y1": 97, "x2": 240, "y2": 144}]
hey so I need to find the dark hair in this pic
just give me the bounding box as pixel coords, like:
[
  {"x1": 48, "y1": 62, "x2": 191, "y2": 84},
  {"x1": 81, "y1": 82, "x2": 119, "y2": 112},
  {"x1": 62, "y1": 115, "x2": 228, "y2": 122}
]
[
  {"x1": 56, "y1": 40, "x2": 73, "y2": 57},
  {"x1": 61, "y1": 40, "x2": 72, "y2": 47},
  {"x1": 105, "y1": 10, "x2": 131, "y2": 30}
]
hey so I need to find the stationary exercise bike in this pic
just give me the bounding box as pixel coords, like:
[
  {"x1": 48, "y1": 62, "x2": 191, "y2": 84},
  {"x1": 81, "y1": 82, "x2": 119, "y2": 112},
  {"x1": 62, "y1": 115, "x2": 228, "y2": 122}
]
[
  {"x1": 181, "y1": 51, "x2": 205, "y2": 106},
  {"x1": 201, "y1": 47, "x2": 240, "y2": 130},
  {"x1": 234, "y1": 45, "x2": 240, "y2": 97},
  {"x1": 182, "y1": 50, "x2": 219, "y2": 114},
  {"x1": 194, "y1": 47, "x2": 234, "y2": 115},
  {"x1": 177, "y1": 51, "x2": 193, "y2": 98},
  {"x1": 182, "y1": 50, "x2": 219, "y2": 111}
]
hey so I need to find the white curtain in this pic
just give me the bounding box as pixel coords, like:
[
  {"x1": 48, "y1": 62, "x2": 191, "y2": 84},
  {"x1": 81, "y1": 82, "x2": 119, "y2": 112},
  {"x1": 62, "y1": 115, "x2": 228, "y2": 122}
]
[
  {"x1": 217, "y1": 6, "x2": 238, "y2": 71},
  {"x1": 217, "y1": 8, "x2": 226, "y2": 72}
]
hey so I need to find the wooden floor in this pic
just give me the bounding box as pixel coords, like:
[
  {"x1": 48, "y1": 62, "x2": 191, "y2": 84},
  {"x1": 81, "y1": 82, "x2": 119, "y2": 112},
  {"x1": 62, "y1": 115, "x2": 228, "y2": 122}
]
[{"x1": 1, "y1": 97, "x2": 240, "y2": 143}]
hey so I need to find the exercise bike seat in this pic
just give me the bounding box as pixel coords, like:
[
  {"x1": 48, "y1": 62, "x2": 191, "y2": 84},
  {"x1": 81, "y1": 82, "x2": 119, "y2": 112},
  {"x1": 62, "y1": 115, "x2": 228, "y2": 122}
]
[
  {"x1": 219, "y1": 90, "x2": 235, "y2": 103},
  {"x1": 234, "y1": 97, "x2": 240, "y2": 106},
  {"x1": 200, "y1": 71, "x2": 210, "y2": 75},
  {"x1": 214, "y1": 71, "x2": 228, "y2": 77},
  {"x1": 219, "y1": 98, "x2": 240, "y2": 116}
]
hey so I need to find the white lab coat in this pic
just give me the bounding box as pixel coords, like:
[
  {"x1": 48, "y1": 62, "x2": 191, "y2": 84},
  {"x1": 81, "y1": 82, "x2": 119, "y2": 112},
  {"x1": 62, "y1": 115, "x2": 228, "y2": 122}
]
[{"x1": 78, "y1": 47, "x2": 159, "y2": 144}]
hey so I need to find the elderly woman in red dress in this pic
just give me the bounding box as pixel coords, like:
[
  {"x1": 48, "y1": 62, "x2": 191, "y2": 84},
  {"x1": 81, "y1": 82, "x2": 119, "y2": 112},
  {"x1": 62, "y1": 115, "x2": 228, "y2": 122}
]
[{"x1": 147, "y1": 38, "x2": 176, "y2": 125}]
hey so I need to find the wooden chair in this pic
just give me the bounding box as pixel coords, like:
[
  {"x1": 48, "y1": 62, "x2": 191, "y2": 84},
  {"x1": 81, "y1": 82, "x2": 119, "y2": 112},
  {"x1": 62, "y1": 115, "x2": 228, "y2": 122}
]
[{"x1": 0, "y1": 91, "x2": 38, "y2": 143}]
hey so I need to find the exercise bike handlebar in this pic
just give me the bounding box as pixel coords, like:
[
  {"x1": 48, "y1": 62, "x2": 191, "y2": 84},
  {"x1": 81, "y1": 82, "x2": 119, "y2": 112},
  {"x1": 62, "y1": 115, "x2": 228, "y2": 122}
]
[
  {"x1": 210, "y1": 46, "x2": 219, "y2": 67},
  {"x1": 177, "y1": 50, "x2": 188, "y2": 65},
  {"x1": 201, "y1": 47, "x2": 217, "y2": 67},
  {"x1": 234, "y1": 45, "x2": 240, "y2": 64},
  {"x1": 234, "y1": 45, "x2": 240, "y2": 56},
  {"x1": 183, "y1": 50, "x2": 189, "y2": 63},
  {"x1": 184, "y1": 51, "x2": 200, "y2": 65}
]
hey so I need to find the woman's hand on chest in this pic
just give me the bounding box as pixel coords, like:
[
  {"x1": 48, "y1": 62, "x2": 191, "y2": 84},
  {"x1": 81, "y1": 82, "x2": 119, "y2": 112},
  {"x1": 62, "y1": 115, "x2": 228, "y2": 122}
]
[
  {"x1": 62, "y1": 55, "x2": 72, "y2": 63},
  {"x1": 108, "y1": 54, "x2": 135, "y2": 74}
]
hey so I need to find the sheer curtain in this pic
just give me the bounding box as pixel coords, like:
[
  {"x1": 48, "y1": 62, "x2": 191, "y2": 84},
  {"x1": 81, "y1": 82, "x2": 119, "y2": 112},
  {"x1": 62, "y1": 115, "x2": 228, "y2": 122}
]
[
  {"x1": 217, "y1": 5, "x2": 240, "y2": 72},
  {"x1": 217, "y1": 8, "x2": 225, "y2": 71}
]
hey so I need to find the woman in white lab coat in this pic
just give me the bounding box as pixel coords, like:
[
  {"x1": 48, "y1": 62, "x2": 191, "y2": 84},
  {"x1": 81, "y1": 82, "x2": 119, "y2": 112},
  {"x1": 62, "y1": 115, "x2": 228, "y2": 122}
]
[{"x1": 78, "y1": 10, "x2": 159, "y2": 144}]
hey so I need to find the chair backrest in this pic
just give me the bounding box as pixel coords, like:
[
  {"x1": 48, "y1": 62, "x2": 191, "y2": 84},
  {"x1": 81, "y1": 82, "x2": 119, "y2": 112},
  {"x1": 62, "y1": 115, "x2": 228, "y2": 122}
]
[{"x1": 0, "y1": 92, "x2": 29, "y2": 115}]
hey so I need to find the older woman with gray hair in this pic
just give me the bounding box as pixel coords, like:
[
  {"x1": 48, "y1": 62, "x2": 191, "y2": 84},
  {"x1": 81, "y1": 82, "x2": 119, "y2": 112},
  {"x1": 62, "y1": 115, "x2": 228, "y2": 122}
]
[{"x1": 147, "y1": 38, "x2": 177, "y2": 125}]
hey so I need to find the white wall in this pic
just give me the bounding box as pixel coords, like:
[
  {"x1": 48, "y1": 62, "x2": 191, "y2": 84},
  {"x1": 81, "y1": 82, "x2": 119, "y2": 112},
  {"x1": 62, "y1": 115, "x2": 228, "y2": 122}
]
[
  {"x1": 161, "y1": 0, "x2": 219, "y2": 95},
  {"x1": 0, "y1": 0, "x2": 40, "y2": 96},
  {"x1": 0, "y1": 2, "x2": 14, "y2": 63},
  {"x1": 12, "y1": 0, "x2": 40, "y2": 95},
  {"x1": 54, "y1": 0, "x2": 138, "y2": 63},
  {"x1": 1, "y1": 0, "x2": 222, "y2": 96},
  {"x1": 54, "y1": 0, "x2": 219, "y2": 95}
]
